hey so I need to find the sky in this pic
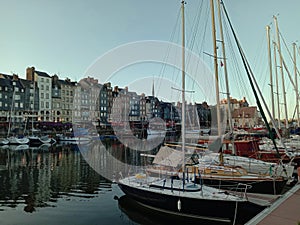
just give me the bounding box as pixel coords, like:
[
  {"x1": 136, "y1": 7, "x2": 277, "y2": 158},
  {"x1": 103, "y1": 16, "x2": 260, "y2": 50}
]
[{"x1": 1, "y1": 0, "x2": 300, "y2": 119}]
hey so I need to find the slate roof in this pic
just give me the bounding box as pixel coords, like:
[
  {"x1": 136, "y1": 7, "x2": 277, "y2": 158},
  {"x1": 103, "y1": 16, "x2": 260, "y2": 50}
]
[{"x1": 35, "y1": 70, "x2": 51, "y2": 78}]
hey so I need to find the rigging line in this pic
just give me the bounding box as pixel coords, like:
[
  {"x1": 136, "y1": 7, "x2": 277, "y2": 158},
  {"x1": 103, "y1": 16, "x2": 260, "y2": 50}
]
[
  {"x1": 279, "y1": 32, "x2": 300, "y2": 80},
  {"x1": 222, "y1": 13, "x2": 251, "y2": 101},
  {"x1": 156, "y1": 7, "x2": 181, "y2": 98},
  {"x1": 221, "y1": 0, "x2": 282, "y2": 158},
  {"x1": 187, "y1": 6, "x2": 211, "y2": 102},
  {"x1": 185, "y1": 1, "x2": 203, "y2": 101}
]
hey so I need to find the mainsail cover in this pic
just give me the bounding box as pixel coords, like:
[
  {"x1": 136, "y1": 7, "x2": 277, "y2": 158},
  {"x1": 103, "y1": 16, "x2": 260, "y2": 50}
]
[{"x1": 152, "y1": 146, "x2": 183, "y2": 168}]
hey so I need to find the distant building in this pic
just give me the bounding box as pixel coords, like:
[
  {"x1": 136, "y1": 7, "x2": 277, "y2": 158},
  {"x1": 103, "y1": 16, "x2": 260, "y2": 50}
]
[
  {"x1": 27, "y1": 67, "x2": 52, "y2": 121},
  {"x1": 0, "y1": 74, "x2": 27, "y2": 125},
  {"x1": 231, "y1": 106, "x2": 261, "y2": 128}
]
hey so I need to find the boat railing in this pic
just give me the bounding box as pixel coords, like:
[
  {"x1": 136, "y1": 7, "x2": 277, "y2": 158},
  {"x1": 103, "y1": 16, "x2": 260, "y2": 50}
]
[{"x1": 232, "y1": 183, "x2": 252, "y2": 199}]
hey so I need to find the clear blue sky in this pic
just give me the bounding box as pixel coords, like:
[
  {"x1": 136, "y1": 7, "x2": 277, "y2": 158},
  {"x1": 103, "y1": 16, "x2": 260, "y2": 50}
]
[{"x1": 1, "y1": 0, "x2": 299, "y2": 118}]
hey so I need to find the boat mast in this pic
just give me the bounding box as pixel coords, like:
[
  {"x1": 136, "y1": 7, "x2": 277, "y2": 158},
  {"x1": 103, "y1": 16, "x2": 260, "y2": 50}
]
[
  {"x1": 273, "y1": 41, "x2": 281, "y2": 129},
  {"x1": 210, "y1": 0, "x2": 221, "y2": 136},
  {"x1": 274, "y1": 15, "x2": 289, "y2": 129},
  {"x1": 181, "y1": 0, "x2": 186, "y2": 177},
  {"x1": 266, "y1": 25, "x2": 275, "y2": 119},
  {"x1": 7, "y1": 89, "x2": 16, "y2": 137},
  {"x1": 217, "y1": 0, "x2": 235, "y2": 153},
  {"x1": 293, "y1": 43, "x2": 300, "y2": 127}
]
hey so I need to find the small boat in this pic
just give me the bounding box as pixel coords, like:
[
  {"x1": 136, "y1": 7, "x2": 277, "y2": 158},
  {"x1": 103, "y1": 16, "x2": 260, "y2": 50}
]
[
  {"x1": 56, "y1": 134, "x2": 92, "y2": 144},
  {"x1": 0, "y1": 138, "x2": 9, "y2": 145},
  {"x1": 28, "y1": 135, "x2": 56, "y2": 146},
  {"x1": 7, "y1": 136, "x2": 30, "y2": 145},
  {"x1": 8, "y1": 144, "x2": 29, "y2": 151}
]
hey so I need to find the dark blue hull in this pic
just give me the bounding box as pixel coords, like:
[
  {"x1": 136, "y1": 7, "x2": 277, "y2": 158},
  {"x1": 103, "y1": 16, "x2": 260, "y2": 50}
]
[{"x1": 118, "y1": 183, "x2": 265, "y2": 224}]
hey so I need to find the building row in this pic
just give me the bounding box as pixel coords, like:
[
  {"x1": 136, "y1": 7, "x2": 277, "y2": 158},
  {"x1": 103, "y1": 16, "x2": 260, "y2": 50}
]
[{"x1": 0, "y1": 66, "x2": 262, "y2": 132}]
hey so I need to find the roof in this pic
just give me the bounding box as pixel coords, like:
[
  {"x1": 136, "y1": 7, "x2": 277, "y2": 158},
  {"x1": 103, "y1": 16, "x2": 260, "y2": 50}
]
[
  {"x1": 0, "y1": 77, "x2": 11, "y2": 87},
  {"x1": 35, "y1": 70, "x2": 51, "y2": 78},
  {"x1": 232, "y1": 106, "x2": 257, "y2": 119}
]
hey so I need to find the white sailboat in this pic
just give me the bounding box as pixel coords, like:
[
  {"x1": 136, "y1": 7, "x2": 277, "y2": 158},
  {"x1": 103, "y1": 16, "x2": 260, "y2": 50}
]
[{"x1": 117, "y1": 1, "x2": 267, "y2": 223}]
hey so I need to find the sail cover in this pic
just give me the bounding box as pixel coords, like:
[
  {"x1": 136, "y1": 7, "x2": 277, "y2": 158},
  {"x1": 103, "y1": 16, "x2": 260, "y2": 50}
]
[{"x1": 152, "y1": 146, "x2": 183, "y2": 168}]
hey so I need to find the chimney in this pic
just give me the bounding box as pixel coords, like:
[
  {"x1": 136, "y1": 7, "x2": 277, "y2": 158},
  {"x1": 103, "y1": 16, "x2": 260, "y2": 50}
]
[
  {"x1": 26, "y1": 66, "x2": 35, "y2": 81},
  {"x1": 12, "y1": 74, "x2": 18, "y2": 80}
]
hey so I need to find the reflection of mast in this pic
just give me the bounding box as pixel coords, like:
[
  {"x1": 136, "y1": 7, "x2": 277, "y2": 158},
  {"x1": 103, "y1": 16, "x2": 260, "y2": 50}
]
[
  {"x1": 274, "y1": 16, "x2": 288, "y2": 129},
  {"x1": 273, "y1": 41, "x2": 281, "y2": 129}
]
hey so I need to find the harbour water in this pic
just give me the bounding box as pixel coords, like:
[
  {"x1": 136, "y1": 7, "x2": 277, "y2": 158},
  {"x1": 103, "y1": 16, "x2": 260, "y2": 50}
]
[{"x1": 0, "y1": 141, "x2": 232, "y2": 225}]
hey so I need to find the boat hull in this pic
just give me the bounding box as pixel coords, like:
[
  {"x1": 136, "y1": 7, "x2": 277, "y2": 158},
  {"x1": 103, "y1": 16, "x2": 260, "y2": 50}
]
[
  {"x1": 118, "y1": 182, "x2": 265, "y2": 224},
  {"x1": 195, "y1": 176, "x2": 287, "y2": 195}
]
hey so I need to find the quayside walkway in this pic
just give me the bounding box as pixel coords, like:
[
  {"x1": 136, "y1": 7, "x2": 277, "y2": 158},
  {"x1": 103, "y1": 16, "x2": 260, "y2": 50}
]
[{"x1": 246, "y1": 183, "x2": 300, "y2": 225}]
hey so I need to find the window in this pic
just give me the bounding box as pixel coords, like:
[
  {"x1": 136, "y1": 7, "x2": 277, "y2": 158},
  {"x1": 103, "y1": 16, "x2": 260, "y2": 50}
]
[
  {"x1": 41, "y1": 78, "x2": 44, "y2": 82},
  {"x1": 46, "y1": 93, "x2": 49, "y2": 99},
  {"x1": 41, "y1": 85, "x2": 44, "y2": 90},
  {"x1": 46, "y1": 86, "x2": 49, "y2": 91},
  {"x1": 20, "y1": 103, "x2": 23, "y2": 108},
  {"x1": 46, "y1": 102, "x2": 49, "y2": 108},
  {"x1": 0, "y1": 93, "x2": 1, "y2": 98},
  {"x1": 0, "y1": 102, "x2": 2, "y2": 107},
  {"x1": 14, "y1": 87, "x2": 19, "y2": 92},
  {"x1": 41, "y1": 102, "x2": 44, "y2": 108},
  {"x1": 41, "y1": 93, "x2": 44, "y2": 99},
  {"x1": 15, "y1": 102, "x2": 18, "y2": 108}
]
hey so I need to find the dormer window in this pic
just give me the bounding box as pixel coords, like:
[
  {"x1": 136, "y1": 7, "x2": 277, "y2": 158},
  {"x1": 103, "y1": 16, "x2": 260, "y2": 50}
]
[{"x1": 12, "y1": 81, "x2": 16, "y2": 86}]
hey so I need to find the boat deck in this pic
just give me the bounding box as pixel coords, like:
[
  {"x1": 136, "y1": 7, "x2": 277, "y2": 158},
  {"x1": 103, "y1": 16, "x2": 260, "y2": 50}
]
[{"x1": 245, "y1": 183, "x2": 300, "y2": 224}]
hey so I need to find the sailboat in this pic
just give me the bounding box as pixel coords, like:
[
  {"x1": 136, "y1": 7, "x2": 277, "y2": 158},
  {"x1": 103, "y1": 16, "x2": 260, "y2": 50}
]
[{"x1": 117, "y1": 1, "x2": 267, "y2": 223}]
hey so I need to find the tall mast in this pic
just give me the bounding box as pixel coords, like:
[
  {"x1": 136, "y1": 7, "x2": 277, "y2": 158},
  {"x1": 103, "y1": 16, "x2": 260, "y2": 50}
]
[
  {"x1": 274, "y1": 15, "x2": 289, "y2": 129},
  {"x1": 181, "y1": 0, "x2": 186, "y2": 176},
  {"x1": 210, "y1": 0, "x2": 221, "y2": 136},
  {"x1": 266, "y1": 25, "x2": 275, "y2": 119},
  {"x1": 217, "y1": 0, "x2": 235, "y2": 153},
  {"x1": 273, "y1": 41, "x2": 281, "y2": 129},
  {"x1": 293, "y1": 43, "x2": 300, "y2": 127}
]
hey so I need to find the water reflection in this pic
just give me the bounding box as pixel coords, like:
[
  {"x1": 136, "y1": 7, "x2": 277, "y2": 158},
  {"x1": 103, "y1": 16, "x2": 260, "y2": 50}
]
[{"x1": 0, "y1": 144, "x2": 111, "y2": 213}]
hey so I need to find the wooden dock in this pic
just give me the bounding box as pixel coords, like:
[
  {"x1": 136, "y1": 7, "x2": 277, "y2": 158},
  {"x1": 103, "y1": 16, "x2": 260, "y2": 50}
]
[{"x1": 245, "y1": 183, "x2": 300, "y2": 225}]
